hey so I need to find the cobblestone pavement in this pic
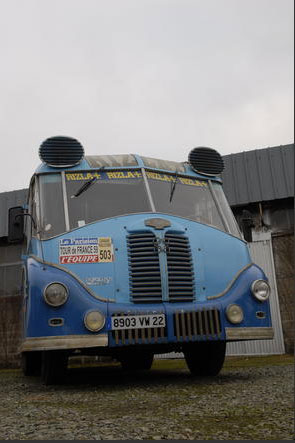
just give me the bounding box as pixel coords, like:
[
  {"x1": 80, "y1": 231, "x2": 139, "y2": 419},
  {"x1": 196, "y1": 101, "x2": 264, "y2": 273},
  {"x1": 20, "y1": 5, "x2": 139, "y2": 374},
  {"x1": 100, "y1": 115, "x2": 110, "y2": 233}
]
[{"x1": 0, "y1": 356, "x2": 293, "y2": 440}]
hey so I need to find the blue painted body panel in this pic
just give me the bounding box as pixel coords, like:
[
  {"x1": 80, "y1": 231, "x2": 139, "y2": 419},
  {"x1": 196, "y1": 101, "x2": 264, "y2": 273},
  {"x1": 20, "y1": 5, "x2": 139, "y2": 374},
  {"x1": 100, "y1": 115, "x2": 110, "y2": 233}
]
[
  {"x1": 30, "y1": 214, "x2": 250, "y2": 302},
  {"x1": 23, "y1": 214, "x2": 272, "y2": 346}
]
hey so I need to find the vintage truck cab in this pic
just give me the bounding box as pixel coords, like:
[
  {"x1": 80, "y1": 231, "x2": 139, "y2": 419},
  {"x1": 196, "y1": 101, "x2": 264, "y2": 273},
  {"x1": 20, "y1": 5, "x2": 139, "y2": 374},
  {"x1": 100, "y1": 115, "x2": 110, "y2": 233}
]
[{"x1": 8, "y1": 136, "x2": 273, "y2": 384}]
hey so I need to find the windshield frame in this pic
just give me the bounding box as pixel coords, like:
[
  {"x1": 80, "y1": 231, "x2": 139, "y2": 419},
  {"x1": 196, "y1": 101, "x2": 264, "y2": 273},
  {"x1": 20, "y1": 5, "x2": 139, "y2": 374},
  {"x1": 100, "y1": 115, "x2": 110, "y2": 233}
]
[{"x1": 35, "y1": 168, "x2": 242, "y2": 240}]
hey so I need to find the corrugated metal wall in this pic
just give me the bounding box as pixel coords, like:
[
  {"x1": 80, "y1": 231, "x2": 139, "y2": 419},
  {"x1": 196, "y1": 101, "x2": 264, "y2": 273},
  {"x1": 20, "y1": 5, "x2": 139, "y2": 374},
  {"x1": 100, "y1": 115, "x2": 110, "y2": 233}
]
[{"x1": 221, "y1": 144, "x2": 294, "y2": 206}]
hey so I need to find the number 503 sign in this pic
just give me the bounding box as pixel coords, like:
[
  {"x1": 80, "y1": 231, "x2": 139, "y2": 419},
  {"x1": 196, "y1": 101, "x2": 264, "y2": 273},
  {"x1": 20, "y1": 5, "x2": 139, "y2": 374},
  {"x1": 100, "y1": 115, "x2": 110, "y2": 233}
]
[{"x1": 98, "y1": 237, "x2": 114, "y2": 262}]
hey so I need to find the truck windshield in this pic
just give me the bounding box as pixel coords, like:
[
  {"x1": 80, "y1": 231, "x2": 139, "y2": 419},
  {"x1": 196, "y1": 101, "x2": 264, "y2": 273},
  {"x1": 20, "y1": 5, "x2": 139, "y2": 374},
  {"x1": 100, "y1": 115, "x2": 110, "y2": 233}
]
[
  {"x1": 66, "y1": 170, "x2": 151, "y2": 230},
  {"x1": 146, "y1": 171, "x2": 226, "y2": 231},
  {"x1": 147, "y1": 171, "x2": 241, "y2": 236},
  {"x1": 38, "y1": 169, "x2": 241, "y2": 239}
]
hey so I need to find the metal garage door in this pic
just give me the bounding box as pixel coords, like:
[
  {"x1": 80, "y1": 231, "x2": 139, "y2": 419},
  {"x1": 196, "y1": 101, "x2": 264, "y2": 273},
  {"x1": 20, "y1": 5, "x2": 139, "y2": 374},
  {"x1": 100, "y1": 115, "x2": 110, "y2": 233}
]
[{"x1": 226, "y1": 232, "x2": 285, "y2": 355}]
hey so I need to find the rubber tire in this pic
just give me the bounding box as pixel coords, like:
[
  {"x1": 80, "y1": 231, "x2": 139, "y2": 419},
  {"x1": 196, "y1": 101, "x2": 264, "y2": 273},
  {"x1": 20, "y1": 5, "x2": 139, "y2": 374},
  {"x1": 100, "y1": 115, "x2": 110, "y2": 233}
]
[
  {"x1": 183, "y1": 341, "x2": 226, "y2": 376},
  {"x1": 120, "y1": 352, "x2": 154, "y2": 372},
  {"x1": 21, "y1": 352, "x2": 42, "y2": 376},
  {"x1": 41, "y1": 350, "x2": 68, "y2": 385}
]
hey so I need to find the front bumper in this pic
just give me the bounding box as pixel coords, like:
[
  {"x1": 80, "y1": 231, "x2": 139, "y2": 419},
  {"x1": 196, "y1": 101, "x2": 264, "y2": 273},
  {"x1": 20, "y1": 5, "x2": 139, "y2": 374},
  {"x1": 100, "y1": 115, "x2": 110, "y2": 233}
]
[
  {"x1": 20, "y1": 334, "x2": 108, "y2": 352},
  {"x1": 226, "y1": 327, "x2": 274, "y2": 341},
  {"x1": 20, "y1": 326, "x2": 274, "y2": 353}
]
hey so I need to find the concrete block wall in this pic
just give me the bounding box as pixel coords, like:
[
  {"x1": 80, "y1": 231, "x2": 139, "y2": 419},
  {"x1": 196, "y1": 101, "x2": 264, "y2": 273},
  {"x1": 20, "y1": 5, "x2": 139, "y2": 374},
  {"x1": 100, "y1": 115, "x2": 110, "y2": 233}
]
[
  {"x1": 272, "y1": 234, "x2": 294, "y2": 354},
  {"x1": 0, "y1": 296, "x2": 22, "y2": 368},
  {"x1": 0, "y1": 239, "x2": 23, "y2": 368}
]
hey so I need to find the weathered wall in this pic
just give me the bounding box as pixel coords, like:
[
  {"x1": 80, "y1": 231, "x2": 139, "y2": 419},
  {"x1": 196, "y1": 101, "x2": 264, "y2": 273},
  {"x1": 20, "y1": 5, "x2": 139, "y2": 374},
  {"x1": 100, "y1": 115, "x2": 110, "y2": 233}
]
[
  {"x1": 232, "y1": 198, "x2": 294, "y2": 354},
  {"x1": 0, "y1": 296, "x2": 22, "y2": 368},
  {"x1": 271, "y1": 233, "x2": 294, "y2": 354},
  {"x1": 0, "y1": 238, "x2": 23, "y2": 368}
]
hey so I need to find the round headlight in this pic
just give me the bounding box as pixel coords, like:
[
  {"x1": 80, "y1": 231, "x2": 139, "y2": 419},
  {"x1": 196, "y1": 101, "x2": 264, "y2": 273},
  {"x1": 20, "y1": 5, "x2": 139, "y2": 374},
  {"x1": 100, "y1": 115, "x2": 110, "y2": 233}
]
[
  {"x1": 226, "y1": 304, "x2": 244, "y2": 324},
  {"x1": 84, "y1": 310, "x2": 105, "y2": 332},
  {"x1": 44, "y1": 283, "x2": 68, "y2": 307},
  {"x1": 251, "y1": 280, "x2": 270, "y2": 301}
]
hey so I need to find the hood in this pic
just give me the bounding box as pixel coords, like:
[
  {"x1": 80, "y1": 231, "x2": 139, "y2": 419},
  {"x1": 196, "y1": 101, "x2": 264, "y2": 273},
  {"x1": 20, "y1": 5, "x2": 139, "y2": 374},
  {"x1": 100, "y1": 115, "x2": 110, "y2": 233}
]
[{"x1": 35, "y1": 213, "x2": 251, "y2": 303}]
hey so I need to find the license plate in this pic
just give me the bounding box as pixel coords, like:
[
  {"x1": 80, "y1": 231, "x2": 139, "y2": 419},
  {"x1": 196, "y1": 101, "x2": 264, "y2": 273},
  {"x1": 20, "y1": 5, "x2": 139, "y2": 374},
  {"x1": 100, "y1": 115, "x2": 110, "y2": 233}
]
[{"x1": 111, "y1": 314, "x2": 165, "y2": 330}]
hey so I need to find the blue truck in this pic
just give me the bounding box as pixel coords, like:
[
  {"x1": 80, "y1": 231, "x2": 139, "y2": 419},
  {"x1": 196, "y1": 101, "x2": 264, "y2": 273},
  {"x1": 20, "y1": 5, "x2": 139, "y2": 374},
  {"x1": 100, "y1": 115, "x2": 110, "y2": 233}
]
[{"x1": 8, "y1": 136, "x2": 273, "y2": 384}]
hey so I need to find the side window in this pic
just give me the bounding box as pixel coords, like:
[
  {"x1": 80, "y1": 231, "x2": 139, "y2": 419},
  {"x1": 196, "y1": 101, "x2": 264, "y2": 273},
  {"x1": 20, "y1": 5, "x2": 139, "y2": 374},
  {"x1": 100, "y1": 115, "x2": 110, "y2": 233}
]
[
  {"x1": 28, "y1": 177, "x2": 39, "y2": 238},
  {"x1": 211, "y1": 182, "x2": 242, "y2": 238},
  {"x1": 39, "y1": 174, "x2": 66, "y2": 238}
]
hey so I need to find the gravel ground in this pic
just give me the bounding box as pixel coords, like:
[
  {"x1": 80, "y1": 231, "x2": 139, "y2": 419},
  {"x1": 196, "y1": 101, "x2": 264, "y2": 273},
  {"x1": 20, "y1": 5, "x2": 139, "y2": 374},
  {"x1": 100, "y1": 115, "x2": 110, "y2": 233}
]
[{"x1": 0, "y1": 355, "x2": 293, "y2": 440}]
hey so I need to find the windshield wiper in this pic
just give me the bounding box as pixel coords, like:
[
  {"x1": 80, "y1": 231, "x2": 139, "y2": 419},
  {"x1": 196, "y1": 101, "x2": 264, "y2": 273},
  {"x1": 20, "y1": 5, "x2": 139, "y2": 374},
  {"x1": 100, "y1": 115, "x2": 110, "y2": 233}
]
[
  {"x1": 71, "y1": 167, "x2": 105, "y2": 198},
  {"x1": 169, "y1": 171, "x2": 179, "y2": 203}
]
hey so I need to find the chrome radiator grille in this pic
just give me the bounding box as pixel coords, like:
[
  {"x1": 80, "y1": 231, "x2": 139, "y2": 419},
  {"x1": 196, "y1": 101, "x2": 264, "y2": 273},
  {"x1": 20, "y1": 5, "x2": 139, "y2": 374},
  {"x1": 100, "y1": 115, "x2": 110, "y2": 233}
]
[
  {"x1": 127, "y1": 231, "x2": 195, "y2": 303},
  {"x1": 174, "y1": 309, "x2": 221, "y2": 340},
  {"x1": 127, "y1": 233, "x2": 162, "y2": 303},
  {"x1": 165, "y1": 233, "x2": 195, "y2": 302}
]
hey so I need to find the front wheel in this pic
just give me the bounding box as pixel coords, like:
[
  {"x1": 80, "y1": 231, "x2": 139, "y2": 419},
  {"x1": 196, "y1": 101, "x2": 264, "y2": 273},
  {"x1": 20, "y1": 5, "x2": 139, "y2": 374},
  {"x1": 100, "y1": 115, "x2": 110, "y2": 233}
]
[
  {"x1": 41, "y1": 350, "x2": 68, "y2": 385},
  {"x1": 21, "y1": 351, "x2": 42, "y2": 376},
  {"x1": 183, "y1": 341, "x2": 226, "y2": 376}
]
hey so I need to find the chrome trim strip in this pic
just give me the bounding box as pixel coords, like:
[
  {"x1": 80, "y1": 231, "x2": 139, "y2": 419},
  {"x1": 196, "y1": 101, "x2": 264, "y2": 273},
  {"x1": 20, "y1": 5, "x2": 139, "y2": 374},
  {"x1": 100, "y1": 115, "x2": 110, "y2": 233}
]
[
  {"x1": 208, "y1": 180, "x2": 230, "y2": 233},
  {"x1": 198, "y1": 311, "x2": 203, "y2": 335},
  {"x1": 187, "y1": 312, "x2": 192, "y2": 340},
  {"x1": 29, "y1": 255, "x2": 115, "y2": 303},
  {"x1": 35, "y1": 175, "x2": 42, "y2": 241},
  {"x1": 192, "y1": 312, "x2": 197, "y2": 335},
  {"x1": 207, "y1": 263, "x2": 253, "y2": 300},
  {"x1": 61, "y1": 171, "x2": 70, "y2": 231},
  {"x1": 175, "y1": 312, "x2": 180, "y2": 340},
  {"x1": 214, "y1": 309, "x2": 221, "y2": 337},
  {"x1": 20, "y1": 334, "x2": 108, "y2": 352},
  {"x1": 208, "y1": 310, "x2": 214, "y2": 334},
  {"x1": 226, "y1": 327, "x2": 274, "y2": 341},
  {"x1": 141, "y1": 167, "x2": 156, "y2": 212},
  {"x1": 203, "y1": 309, "x2": 209, "y2": 335}
]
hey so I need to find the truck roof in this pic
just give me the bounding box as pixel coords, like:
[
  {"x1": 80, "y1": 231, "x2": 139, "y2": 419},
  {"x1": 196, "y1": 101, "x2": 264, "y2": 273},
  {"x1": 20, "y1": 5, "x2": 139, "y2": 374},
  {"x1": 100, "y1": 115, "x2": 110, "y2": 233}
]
[{"x1": 34, "y1": 153, "x2": 222, "y2": 182}]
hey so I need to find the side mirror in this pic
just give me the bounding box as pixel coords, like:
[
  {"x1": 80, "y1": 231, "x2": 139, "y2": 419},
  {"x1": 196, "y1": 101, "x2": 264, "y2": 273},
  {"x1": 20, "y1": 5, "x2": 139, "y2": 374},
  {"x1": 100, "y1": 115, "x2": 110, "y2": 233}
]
[
  {"x1": 241, "y1": 210, "x2": 255, "y2": 243},
  {"x1": 8, "y1": 206, "x2": 25, "y2": 243}
]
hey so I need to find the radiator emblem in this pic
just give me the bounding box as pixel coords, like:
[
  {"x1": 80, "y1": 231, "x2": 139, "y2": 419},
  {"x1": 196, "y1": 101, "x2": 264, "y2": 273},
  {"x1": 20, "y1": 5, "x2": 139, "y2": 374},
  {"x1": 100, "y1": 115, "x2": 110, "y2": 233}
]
[{"x1": 144, "y1": 218, "x2": 171, "y2": 229}]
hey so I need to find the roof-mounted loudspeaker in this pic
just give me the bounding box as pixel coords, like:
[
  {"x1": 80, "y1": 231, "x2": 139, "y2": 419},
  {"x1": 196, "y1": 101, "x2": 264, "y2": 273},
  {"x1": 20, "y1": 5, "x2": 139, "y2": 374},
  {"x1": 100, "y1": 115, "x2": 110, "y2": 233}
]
[
  {"x1": 39, "y1": 136, "x2": 84, "y2": 167},
  {"x1": 188, "y1": 147, "x2": 224, "y2": 176}
]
